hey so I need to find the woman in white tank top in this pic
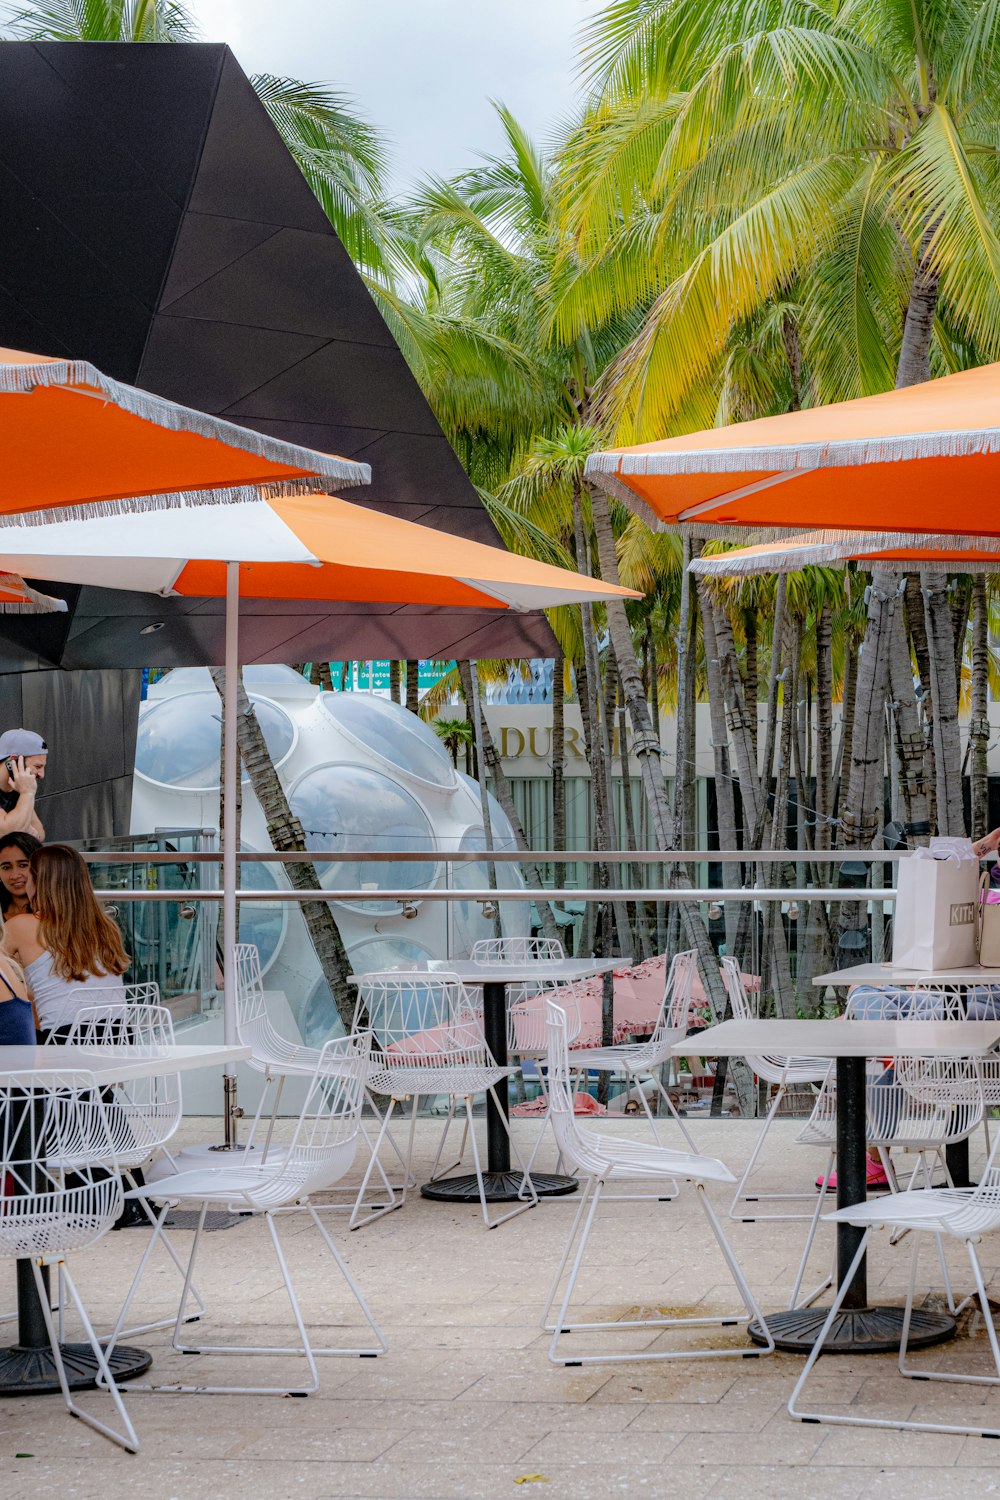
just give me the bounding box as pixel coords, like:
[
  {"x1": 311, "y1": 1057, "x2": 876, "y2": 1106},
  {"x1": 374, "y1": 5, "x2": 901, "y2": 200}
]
[{"x1": 3, "y1": 843, "x2": 128, "y2": 1040}]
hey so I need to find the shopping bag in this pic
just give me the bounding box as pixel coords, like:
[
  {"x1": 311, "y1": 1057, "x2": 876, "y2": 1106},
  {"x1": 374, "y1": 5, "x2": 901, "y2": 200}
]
[
  {"x1": 891, "y1": 843, "x2": 980, "y2": 969},
  {"x1": 978, "y1": 870, "x2": 1000, "y2": 967}
]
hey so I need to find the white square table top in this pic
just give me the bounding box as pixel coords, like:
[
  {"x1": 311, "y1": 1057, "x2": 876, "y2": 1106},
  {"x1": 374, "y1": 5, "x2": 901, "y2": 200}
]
[
  {"x1": 349, "y1": 958, "x2": 627, "y2": 986},
  {"x1": 671, "y1": 1018, "x2": 1000, "y2": 1058},
  {"x1": 0, "y1": 1042, "x2": 250, "y2": 1084},
  {"x1": 813, "y1": 962, "x2": 1000, "y2": 988}
]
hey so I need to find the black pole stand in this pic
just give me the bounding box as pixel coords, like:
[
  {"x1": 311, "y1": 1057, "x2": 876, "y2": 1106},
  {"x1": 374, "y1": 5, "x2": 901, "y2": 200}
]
[
  {"x1": 749, "y1": 1057, "x2": 955, "y2": 1353},
  {"x1": 421, "y1": 980, "x2": 578, "y2": 1202}
]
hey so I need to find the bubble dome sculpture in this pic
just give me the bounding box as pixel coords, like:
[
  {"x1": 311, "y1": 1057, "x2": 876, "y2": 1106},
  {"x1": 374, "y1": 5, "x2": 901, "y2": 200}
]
[{"x1": 131, "y1": 668, "x2": 529, "y2": 1045}]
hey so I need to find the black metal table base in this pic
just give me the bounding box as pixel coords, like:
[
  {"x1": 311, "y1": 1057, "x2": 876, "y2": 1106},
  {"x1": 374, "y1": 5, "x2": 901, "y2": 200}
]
[
  {"x1": 748, "y1": 1305, "x2": 955, "y2": 1355},
  {"x1": 0, "y1": 1340, "x2": 152, "y2": 1396},
  {"x1": 421, "y1": 1170, "x2": 578, "y2": 1202}
]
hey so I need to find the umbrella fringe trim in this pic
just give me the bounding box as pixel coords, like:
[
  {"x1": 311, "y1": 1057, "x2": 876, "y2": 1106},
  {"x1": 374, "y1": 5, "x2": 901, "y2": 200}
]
[
  {"x1": 0, "y1": 359, "x2": 371, "y2": 489},
  {"x1": 0, "y1": 571, "x2": 66, "y2": 612},
  {"x1": 0, "y1": 482, "x2": 327, "y2": 529},
  {"x1": 585, "y1": 428, "x2": 1000, "y2": 478},
  {"x1": 690, "y1": 529, "x2": 1000, "y2": 576}
]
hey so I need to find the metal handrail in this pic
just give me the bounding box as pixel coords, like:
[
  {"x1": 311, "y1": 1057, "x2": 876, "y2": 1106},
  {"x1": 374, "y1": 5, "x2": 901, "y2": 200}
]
[
  {"x1": 79, "y1": 848, "x2": 915, "y2": 864},
  {"x1": 93, "y1": 885, "x2": 899, "y2": 903}
]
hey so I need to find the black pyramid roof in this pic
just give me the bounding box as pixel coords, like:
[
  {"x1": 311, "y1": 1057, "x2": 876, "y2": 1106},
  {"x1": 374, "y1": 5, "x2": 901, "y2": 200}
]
[{"x1": 0, "y1": 40, "x2": 557, "y2": 667}]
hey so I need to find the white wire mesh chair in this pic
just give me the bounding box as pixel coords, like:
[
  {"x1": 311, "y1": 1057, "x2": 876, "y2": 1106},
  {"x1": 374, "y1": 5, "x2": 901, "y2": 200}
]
[
  {"x1": 541, "y1": 1001, "x2": 774, "y2": 1366},
  {"x1": 105, "y1": 1033, "x2": 387, "y2": 1397},
  {"x1": 562, "y1": 950, "x2": 701, "y2": 1151},
  {"x1": 0, "y1": 982, "x2": 165, "y2": 1333},
  {"x1": 960, "y1": 984, "x2": 1000, "y2": 1152},
  {"x1": 60, "y1": 998, "x2": 205, "y2": 1338},
  {"x1": 456, "y1": 936, "x2": 584, "y2": 1181},
  {"x1": 469, "y1": 936, "x2": 583, "y2": 1060},
  {"x1": 721, "y1": 957, "x2": 833, "y2": 1222},
  {"x1": 789, "y1": 1138, "x2": 1000, "y2": 1437},
  {"x1": 233, "y1": 942, "x2": 398, "y2": 1228},
  {"x1": 791, "y1": 984, "x2": 977, "y2": 1311},
  {"x1": 0, "y1": 1069, "x2": 138, "y2": 1451},
  {"x1": 351, "y1": 970, "x2": 539, "y2": 1229}
]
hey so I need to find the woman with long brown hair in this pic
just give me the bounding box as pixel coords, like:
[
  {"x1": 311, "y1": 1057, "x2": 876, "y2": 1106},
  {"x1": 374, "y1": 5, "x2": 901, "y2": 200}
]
[{"x1": 4, "y1": 843, "x2": 128, "y2": 1039}]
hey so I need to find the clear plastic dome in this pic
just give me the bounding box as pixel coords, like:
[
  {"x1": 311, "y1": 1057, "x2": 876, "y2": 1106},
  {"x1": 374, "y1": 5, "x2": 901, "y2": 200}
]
[
  {"x1": 299, "y1": 935, "x2": 435, "y2": 1047},
  {"x1": 135, "y1": 691, "x2": 296, "y2": 791},
  {"x1": 319, "y1": 693, "x2": 456, "y2": 790},
  {"x1": 451, "y1": 781, "x2": 530, "y2": 950},
  {"x1": 236, "y1": 845, "x2": 286, "y2": 976},
  {"x1": 289, "y1": 762, "x2": 439, "y2": 913},
  {"x1": 242, "y1": 664, "x2": 318, "y2": 700},
  {"x1": 455, "y1": 775, "x2": 520, "y2": 851}
]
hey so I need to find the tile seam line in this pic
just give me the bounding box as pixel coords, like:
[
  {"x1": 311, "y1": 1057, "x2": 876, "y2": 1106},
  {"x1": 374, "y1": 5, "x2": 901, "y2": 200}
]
[
  {"x1": 137, "y1": 46, "x2": 228, "y2": 377},
  {"x1": 156, "y1": 311, "x2": 397, "y2": 355}
]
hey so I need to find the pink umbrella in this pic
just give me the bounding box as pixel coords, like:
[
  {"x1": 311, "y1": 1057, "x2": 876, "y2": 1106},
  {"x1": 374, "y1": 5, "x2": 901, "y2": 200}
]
[{"x1": 511, "y1": 955, "x2": 759, "y2": 1048}]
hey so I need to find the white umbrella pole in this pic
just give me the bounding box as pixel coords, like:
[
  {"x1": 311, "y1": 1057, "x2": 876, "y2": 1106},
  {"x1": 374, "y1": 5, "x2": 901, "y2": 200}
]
[{"x1": 222, "y1": 559, "x2": 240, "y2": 1148}]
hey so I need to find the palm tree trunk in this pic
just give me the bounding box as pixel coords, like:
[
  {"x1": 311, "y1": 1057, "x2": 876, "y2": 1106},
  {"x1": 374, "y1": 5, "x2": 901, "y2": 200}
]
[
  {"x1": 457, "y1": 659, "x2": 563, "y2": 946},
  {"x1": 673, "y1": 536, "x2": 700, "y2": 850},
  {"x1": 972, "y1": 575, "x2": 990, "y2": 841},
  {"x1": 587, "y1": 478, "x2": 732, "y2": 1037},
  {"x1": 895, "y1": 244, "x2": 940, "y2": 390},
  {"x1": 698, "y1": 581, "x2": 740, "y2": 952},
  {"x1": 839, "y1": 570, "x2": 898, "y2": 849},
  {"x1": 753, "y1": 575, "x2": 786, "y2": 845},
  {"x1": 406, "y1": 660, "x2": 420, "y2": 714},
  {"x1": 814, "y1": 605, "x2": 834, "y2": 852},
  {"x1": 552, "y1": 655, "x2": 566, "y2": 859},
  {"x1": 712, "y1": 593, "x2": 765, "y2": 833},
  {"x1": 744, "y1": 607, "x2": 759, "y2": 766},
  {"x1": 313, "y1": 660, "x2": 332, "y2": 692},
  {"x1": 389, "y1": 659, "x2": 401, "y2": 705},
  {"x1": 618, "y1": 697, "x2": 653, "y2": 959},
  {"x1": 887, "y1": 599, "x2": 931, "y2": 845},
  {"x1": 209, "y1": 667, "x2": 355, "y2": 1030},
  {"x1": 922, "y1": 571, "x2": 966, "y2": 836},
  {"x1": 766, "y1": 614, "x2": 798, "y2": 1019},
  {"x1": 952, "y1": 578, "x2": 972, "y2": 681}
]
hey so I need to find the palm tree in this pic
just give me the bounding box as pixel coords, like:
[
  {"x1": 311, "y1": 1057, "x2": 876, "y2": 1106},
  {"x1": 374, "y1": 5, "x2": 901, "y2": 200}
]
[
  {"x1": 431, "y1": 715, "x2": 473, "y2": 769},
  {"x1": 561, "y1": 0, "x2": 1000, "y2": 434}
]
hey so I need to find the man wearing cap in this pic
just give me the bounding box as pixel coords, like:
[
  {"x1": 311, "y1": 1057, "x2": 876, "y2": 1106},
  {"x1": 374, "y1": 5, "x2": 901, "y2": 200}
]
[{"x1": 0, "y1": 729, "x2": 47, "y2": 839}]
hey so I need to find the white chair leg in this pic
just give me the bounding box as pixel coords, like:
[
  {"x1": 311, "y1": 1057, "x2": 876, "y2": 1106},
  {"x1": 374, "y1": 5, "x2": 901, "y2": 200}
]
[
  {"x1": 428, "y1": 1098, "x2": 464, "y2": 1182},
  {"x1": 240, "y1": 1069, "x2": 275, "y2": 1153},
  {"x1": 349, "y1": 1097, "x2": 403, "y2": 1230},
  {"x1": 541, "y1": 1175, "x2": 596, "y2": 1329},
  {"x1": 104, "y1": 1199, "x2": 176, "y2": 1358},
  {"x1": 729, "y1": 1085, "x2": 818, "y2": 1222},
  {"x1": 649, "y1": 1070, "x2": 699, "y2": 1155},
  {"x1": 793, "y1": 1228, "x2": 1000, "y2": 1436},
  {"x1": 36, "y1": 1258, "x2": 139, "y2": 1453},
  {"x1": 109, "y1": 1173, "x2": 208, "y2": 1339},
  {"x1": 899, "y1": 1237, "x2": 1000, "y2": 1389},
  {"x1": 459, "y1": 1086, "x2": 538, "y2": 1230},
  {"x1": 548, "y1": 1180, "x2": 773, "y2": 1365},
  {"x1": 259, "y1": 1074, "x2": 285, "y2": 1163},
  {"x1": 548, "y1": 1177, "x2": 604, "y2": 1363},
  {"x1": 788, "y1": 1152, "x2": 835, "y2": 1310},
  {"x1": 303, "y1": 1204, "x2": 388, "y2": 1356},
  {"x1": 128, "y1": 1211, "x2": 324, "y2": 1396}
]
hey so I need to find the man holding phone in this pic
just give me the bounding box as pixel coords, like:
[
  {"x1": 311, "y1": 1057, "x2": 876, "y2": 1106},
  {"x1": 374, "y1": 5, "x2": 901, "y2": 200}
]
[{"x1": 0, "y1": 728, "x2": 47, "y2": 839}]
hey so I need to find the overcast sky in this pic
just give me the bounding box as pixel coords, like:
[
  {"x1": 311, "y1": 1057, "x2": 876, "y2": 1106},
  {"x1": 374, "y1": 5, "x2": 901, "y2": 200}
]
[{"x1": 192, "y1": 1, "x2": 598, "y2": 194}]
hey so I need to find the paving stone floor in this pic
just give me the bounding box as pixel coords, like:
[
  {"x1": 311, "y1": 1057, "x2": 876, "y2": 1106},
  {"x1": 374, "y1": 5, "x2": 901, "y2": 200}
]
[{"x1": 4, "y1": 1116, "x2": 1000, "y2": 1499}]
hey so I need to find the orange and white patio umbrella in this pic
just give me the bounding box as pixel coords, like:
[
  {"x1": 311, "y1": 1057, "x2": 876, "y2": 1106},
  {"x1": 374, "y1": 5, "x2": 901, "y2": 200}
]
[
  {"x1": 0, "y1": 491, "x2": 632, "y2": 611},
  {"x1": 0, "y1": 493, "x2": 639, "y2": 1045},
  {"x1": 690, "y1": 530, "x2": 1000, "y2": 578},
  {"x1": 586, "y1": 363, "x2": 1000, "y2": 538},
  {"x1": 0, "y1": 347, "x2": 368, "y2": 520}
]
